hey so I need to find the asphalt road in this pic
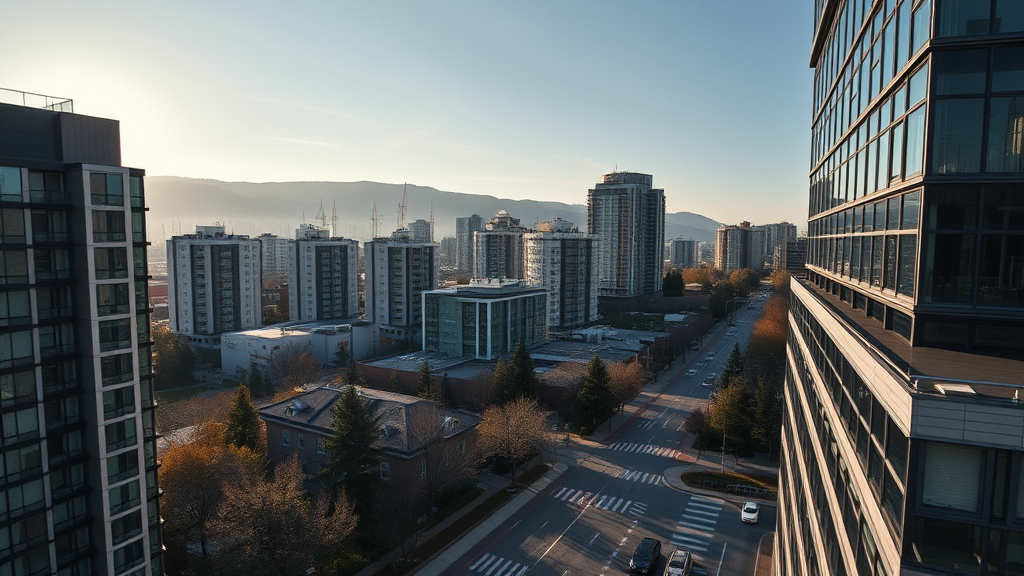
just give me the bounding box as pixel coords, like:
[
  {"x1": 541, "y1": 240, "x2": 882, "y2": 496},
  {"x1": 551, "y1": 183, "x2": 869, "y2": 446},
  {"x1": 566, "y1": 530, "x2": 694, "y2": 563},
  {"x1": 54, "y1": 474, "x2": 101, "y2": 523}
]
[{"x1": 437, "y1": 293, "x2": 777, "y2": 576}]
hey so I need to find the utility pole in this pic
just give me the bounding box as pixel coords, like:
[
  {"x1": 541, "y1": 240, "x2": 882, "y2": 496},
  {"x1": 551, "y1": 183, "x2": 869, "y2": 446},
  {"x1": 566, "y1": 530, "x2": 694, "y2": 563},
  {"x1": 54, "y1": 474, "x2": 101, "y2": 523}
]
[{"x1": 721, "y1": 434, "x2": 726, "y2": 474}]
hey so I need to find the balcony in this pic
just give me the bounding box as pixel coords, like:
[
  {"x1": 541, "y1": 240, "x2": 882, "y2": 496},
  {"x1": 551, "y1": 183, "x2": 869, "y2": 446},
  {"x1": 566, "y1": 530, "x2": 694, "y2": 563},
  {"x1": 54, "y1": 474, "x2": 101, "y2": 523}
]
[
  {"x1": 29, "y1": 190, "x2": 69, "y2": 204},
  {"x1": 0, "y1": 87, "x2": 73, "y2": 111}
]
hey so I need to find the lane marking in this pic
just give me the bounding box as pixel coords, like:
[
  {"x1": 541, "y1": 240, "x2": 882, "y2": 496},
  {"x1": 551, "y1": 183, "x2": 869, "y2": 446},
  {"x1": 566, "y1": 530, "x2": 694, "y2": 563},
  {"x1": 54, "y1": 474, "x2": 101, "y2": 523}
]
[
  {"x1": 469, "y1": 554, "x2": 490, "y2": 571},
  {"x1": 590, "y1": 532, "x2": 600, "y2": 545}
]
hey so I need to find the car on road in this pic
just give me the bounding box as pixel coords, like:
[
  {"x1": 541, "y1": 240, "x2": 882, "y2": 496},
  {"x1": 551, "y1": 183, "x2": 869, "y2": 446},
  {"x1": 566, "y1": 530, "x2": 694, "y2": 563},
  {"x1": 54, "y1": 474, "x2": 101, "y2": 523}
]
[
  {"x1": 663, "y1": 548, "x2": 692, "y2": 576},
  {"x1": 741, "y1": 501, "x2": 760, "y2": 523},
  {"x1": 702, "y1": 373, "x2": 716, "y2": 387},
  {"x1": 630, "y1": 537, "x2": 662, "y2": 574},
  {"x1": 685, "y1": 368, "x2": 698, "y2": 377},
  {"x1": 703, "y1": 353, "x2": 714, "y2": 362}
]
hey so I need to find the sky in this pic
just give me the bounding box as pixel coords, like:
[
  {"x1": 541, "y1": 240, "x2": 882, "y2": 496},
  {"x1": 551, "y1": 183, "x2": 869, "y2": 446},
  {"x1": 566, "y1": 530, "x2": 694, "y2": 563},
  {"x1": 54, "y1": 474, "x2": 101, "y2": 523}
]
[{"x1": 2, "y1": 1, "x2": 814, "y2": 227}]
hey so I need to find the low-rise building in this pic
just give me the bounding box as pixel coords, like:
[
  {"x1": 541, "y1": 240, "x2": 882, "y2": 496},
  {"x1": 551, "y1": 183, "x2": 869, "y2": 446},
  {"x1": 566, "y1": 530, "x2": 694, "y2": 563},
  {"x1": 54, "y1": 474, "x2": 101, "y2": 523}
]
[{"x1": 220, "y1": 321, "x2": 373, "y2": 375}]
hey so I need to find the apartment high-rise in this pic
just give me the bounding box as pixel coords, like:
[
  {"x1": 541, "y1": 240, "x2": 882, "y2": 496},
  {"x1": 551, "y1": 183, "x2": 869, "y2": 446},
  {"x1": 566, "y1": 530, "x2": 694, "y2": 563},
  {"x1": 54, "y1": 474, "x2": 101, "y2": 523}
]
[
  {"x1": 778, "y1": 3, "x2": 1024, "y2": 576},
  {"x1": 364, "y1": 230, "x2": 438, "y2": 347},
  {"x1": 454, "y1": 214, "x2": 483, "y2": 273},
  {"x1": 474, "y1": 210, "x2": 528, "y2": 280},
  {"x1": 714, "y1": 222, "x2": 751, "y2": 273},
  {"x1": 0, "y1": 93, "x2": 163, "y2": 575},
  {"x1": 587, "y1": 172, "x2": 665, "y2": 297},
  {"x1": 287, "y1": 227, "x2": 359, "y2": 322},
  {"x1": 668, "y1": 237, "x2": 700, "y2": 268},
  {"x1": 524, "y1": 219, "x2": 598, "y2": 329},
  {"x1": 753, "y1": 221, "x2": 798, "y2": 271},
  {"x1": 408, "y1": 218, "x2": 433, "y2": 244},
  {"x1": 167, "y1": 225, "x2": 262, "y2": 346},
  {"x1": 257, "y1": 232, "x2": 291, "y2": 279}
]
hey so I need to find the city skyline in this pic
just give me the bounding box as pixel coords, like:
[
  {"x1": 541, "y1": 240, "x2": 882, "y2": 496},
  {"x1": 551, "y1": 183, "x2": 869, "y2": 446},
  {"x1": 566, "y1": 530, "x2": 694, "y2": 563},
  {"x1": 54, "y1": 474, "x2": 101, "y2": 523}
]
[{"x1": 2, "y1": 1, "x2": 813, "y2": 226}]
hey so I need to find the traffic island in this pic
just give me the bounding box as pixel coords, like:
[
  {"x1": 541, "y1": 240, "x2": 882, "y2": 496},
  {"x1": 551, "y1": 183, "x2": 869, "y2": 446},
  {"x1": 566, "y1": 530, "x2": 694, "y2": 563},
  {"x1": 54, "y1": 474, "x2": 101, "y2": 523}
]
[{"x1": 679, "y1": 470, "x2": 777, "y2": 500}]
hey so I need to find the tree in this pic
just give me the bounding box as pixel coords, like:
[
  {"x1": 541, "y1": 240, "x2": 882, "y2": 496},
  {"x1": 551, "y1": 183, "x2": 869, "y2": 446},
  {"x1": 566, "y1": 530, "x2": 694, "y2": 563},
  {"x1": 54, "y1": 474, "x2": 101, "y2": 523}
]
[
  {"x1": 682, "y1": 267, "x2": 720, "y2": 290},
  {"x1": 346, "y1": 358, "x2": 364, "y2": 386},
  {"x1": 745, "y1": 293, "x2": 790, "y2": 386},
  {"x1": 152, "y1": 323, "x2": 196, "y2": 388},
  {"x1": 709, "y1": 280, "x2": 736, "y2": 318},
  {"x1": 663, "y1": 269, "x2": 684, "y2": 297},
  {"x1": 406, "y1": 401, "x2": 478, "y2": 514},
  {"x1": 682, "y1": 405, "x2": 711, "y2": 459},
  {"x1": 478, "y1": 397, "x2": 548, "y2": 488},
  {"x1": 570, "y1": 354, "x2": 616, "y2": 435},
  {"x1": 489, "y1": 357, "x2": 509, "y2": 403},
  {"x1": 607, "y1": 361, "x2": 646, "y2": 414},
  {"x1": 494, "y1": 342, "x2": 538, "y2": 405},
  {"x1": 333, "y1": 343, "x2": 350, "y2": 367},
  {"x1": 318, "y1": 385, "x2": 383, "y2": 523},
  {"x1": 417, "y1": 361, "x2": 438, "y2": 400},
  {"x1": 729, "y1": 268, "x2": 759, "y2": 296},
  {"x1": 269, "y1": 343, "x2": 320, "y2": 391},
  {"x1": 768, "y1": 270, "x2": 791, "y2": 296},
  {"x1": 225, "y1": 385, "x2": 263, "y2": 452},
  {"x1": 710, "y1": 375, "x2": 753, "y2": 454},
  {"x1": 248, "y1": 363, "x2": 273, "y2": 397},
  {"x1": 216, "y1": 456, "x2": 356, "y2": 576},
  {"x1": 721, "y1": 343, "x2": 746, "y2": 386},
  {"x1": 751, "y1": 377, "x2": 783, "y2": 461},
  {"x1": 387, "y1": 370, "x2": 403, "y2": 390}
]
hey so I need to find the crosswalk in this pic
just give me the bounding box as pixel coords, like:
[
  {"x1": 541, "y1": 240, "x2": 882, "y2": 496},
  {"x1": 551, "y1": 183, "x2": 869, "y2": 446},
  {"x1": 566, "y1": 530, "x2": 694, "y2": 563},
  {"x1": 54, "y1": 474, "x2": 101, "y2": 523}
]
[
  {"x1": 604, "y1": 442, "x2": 680, "y2": 459},
  {"x1": 670, "y1": 495, "x2": 723, "y2": 554},
  {"x1": 549, "y1": 487, "x2": 648, "y2": 516},
  {"x1": 467, "y1": 554, "x2": 528, "y2": 576},
  {"x1": 614, "y1": 469, "x2": 663, "y2": 485}
]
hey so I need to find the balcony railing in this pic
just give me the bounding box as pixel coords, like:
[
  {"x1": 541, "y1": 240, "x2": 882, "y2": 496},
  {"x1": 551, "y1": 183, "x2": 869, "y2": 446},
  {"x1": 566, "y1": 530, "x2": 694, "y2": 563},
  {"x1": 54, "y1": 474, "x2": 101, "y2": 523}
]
[{"x1": 0, "y1": 87, "x2": 73, "y2": 112}]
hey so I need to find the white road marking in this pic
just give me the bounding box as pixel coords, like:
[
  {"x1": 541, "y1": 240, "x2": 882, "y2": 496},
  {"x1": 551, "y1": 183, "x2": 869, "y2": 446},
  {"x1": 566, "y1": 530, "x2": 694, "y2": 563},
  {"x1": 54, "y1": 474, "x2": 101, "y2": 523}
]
[
  {"x1": 553, "y1": 487, "x2": 567, "y2": 499},
  {"x1": 469, "y1": 553, "x2": 490, "y2": 571},
  {"x1": 590, "y1": 532, "x2": 600, "y2": 544}
]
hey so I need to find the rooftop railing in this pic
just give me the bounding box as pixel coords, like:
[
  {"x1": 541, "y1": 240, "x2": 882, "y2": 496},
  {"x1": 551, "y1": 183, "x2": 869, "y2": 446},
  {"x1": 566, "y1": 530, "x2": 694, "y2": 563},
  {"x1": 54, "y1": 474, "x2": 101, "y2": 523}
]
[{"x1": 0, "y1": 87, "x2": 73, "y2": 112}]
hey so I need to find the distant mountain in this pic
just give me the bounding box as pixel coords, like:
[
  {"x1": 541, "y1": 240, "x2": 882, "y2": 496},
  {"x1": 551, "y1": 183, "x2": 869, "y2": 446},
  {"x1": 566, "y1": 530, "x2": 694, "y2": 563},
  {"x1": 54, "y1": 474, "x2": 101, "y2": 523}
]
[{"x1": 144, "y1": 177, "x2": 722, "y2": 243}]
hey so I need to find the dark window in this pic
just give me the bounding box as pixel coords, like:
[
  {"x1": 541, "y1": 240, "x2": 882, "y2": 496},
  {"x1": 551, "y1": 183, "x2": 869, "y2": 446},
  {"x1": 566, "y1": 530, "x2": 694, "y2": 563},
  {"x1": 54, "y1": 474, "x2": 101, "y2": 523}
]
[
  {"x1": 978, "y1": 234, "x2": 1024, "y2": 307},
  {"x1": 26, "y1": 170, "x2": 64, "y2": 203},
  {"x1": 99, "y1": 318, "x2": 133, "y2": 352},
  {"x1": 934, "y1": 49, "x2": 988, "y2": 94},
  {"x1": 922, "y1": 441, "x2": 982, "y2": 512},
  {"x1": 871, "y1": 236, "x2": 884, "y2": 288},
  {"x1": 923, "y1": 233, "x2": 975, "y2": 303},
  {"x1": 933, "y1": 98, "x2": 985, "y2": 174},
  {"x1": 95, "y1": 247, "x2": 129, "y2": 279},
  {"x1": 0, "y1": 166, "x2": 22, "y2": 202},
  {"x1": 884, "y1": 235, "x2": 899, "y2": 290},
  {"x1": 0, "y1": 209, "x2": 25, "y2": 244},
  {"x1": 105, "y1": 418, "x2": 137, "y2": 451},
  {"x1": 0, "y1": 290, "x2": 30, "y2": 326},
  {"x1": 92, "y1": 210, "x2": 126, "y2": 243},
  {"x1": 908, "y1": 517, "x2": 982, "y2": 573},
  {"x1": 0, "y1": 250, "x2": 28, "y2": 284},
  {"x1": 938, "y1": 0, "x2": 991, "y2": 37},
  {"x1": 892, "y1": 310, "x2": 913, "y2": 340},
  {"x1": 0, "y1": 370, "x2": 35, "y2": 408},
  {"x1": 927, "y1": 185, "x2": 979, "y2": 229},
  {"x1": 898, "y1": 235, "x2": 917, "y2": 297},
  {"x1": 97, "y1": 283, "x2": 131, "y2": 316},
  {"x1": 107, "y1": 450, "x2": 139, "y2": 483},
  {"x1": 101, "y1": 353, "x2": 134, "y2": 386},
  {"x1": 91, "y1": 173, "x2": 123, "y2": 206},
  {"x1": 986, "y1": 97, "x2": 1024, "y2": 174},
  {"x1": 995, "y1": 0, "x2": 1024, "y2": 33},
  {"x1": 902, "y1": 191, "x2": 921, "y2": 230},
  {"x1": 129, "y1": 176, "x2": 144, "y2": 208},
  {"x1": 983, "y1": 187, "x2": 1024, "y2": 229},
  {"x1": 103, "y1": 386, "x2": 136, "y2": 420}
]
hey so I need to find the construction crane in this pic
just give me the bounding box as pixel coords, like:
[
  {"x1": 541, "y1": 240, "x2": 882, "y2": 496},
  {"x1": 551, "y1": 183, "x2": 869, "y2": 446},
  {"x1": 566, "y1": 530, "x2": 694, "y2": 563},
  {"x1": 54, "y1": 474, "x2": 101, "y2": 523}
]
[
  {"x1": 331, "y1": 200, "x2": 338, "y2": 238},
  {"x1": 371, "y1": 202, "x2": 381, "y2": 239},
  {"x1": 397, "y1": 183, "x2": 408, "y2": 230}
]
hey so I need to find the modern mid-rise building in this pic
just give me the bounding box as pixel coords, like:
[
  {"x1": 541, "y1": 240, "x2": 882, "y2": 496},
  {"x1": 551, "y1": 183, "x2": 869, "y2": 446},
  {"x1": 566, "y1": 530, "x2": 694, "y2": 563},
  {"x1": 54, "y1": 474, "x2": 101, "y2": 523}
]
[
  {"x1": 167, "y1": 225, "x2": 262, "y2": 346},
  {"x1": 365, "y1": 230, "x2": 438, "y2": 347},
  {"x1": 474, "y1": 210, "x2": 528, "y2": 280},
  {"x1": 454, "y1": 214, "x2": 483, "y2": 273},
  {"x1": 257, "y1": 232, "x2": 291, "y2": 280},
  {"x1": 439, "y1": 236, "x2": 457, "y2": 268},
  {"x1": 408, "y1": 218, "x2": 433, "y2": 244},
  {"x1": 668, "y1": 237, "x2": 700, "y2": 268},
  {"x1": 776, "y1": 237, "x2": 808, "y2": 277},
  {"x1": 287, "y1": 233, "x2": 359, "y2": 322},
  {"x1": 523, "y1": 219, "x2": 598, "y2": 329},
  {"x1": 714, "y1": 221, "x2": 752, "y2": 273},
  {"x1": 587, "y1": 172, "x2": 665, "y2": 297},
  {"x1": 0, "y1": 92, "x2": 163, "y2": 575},
  {"x1": 752, "y1": 221, "x2": 798, "y2": 271},
  {"x1": 778, "y1": 3, "x2": 1024, "y2": 576},
  {"x1": 422, "y1": 279, "x2": 547, "y2": 360}
]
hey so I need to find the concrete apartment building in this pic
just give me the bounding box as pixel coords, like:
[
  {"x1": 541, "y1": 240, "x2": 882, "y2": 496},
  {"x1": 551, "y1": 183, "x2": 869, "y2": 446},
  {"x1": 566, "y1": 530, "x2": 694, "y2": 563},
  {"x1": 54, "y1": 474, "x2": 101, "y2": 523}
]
[
  {"x1": 408, "y1": 218, "x2": 433, "y2": 244},
  {"x1": 777, "y1": 2, "x2": 1024, "y2": 576},
  {"x1": 714, "y1": 221, "x2": 752, "y2": 273},
  {"x1": 776, "y1": 237, "x2": 808, "y2": 277},
  {"x1": 0, "y1": 92, "x2": 163, "y2": 575},
  {"x1": 455, "y1": 214, "x2": 483, "y2": 273},
  {"x1": 167, "y1": 225, "x2": 262, "y2": 346},
  {"x1": 668, "y1": 237, "x2": 700, "y2": 268},
  {"x1": 422, "y1": 279, "x2": 547, "y2": 360},
  {"x1": 523, "y1": 219, "x2": 598, "y2": 329},
  {"x1": 587, "y1": 172, "x2": 666, "y2": 297},
  {"x1": 257, "y1": 232, "x2": 290, "y2": 280},
  {"x1": 364, "y1": 229, "x2": 438, "y2": 347},
  {"x1": 287, "y1": 228, "x2": 359, "y2": 322},
  {"x1": 474, "y1": 210, "x2": 528, "y2": 280},
  {"x1": 259, "y1": 387, "x2": 480, "y2": 509}
]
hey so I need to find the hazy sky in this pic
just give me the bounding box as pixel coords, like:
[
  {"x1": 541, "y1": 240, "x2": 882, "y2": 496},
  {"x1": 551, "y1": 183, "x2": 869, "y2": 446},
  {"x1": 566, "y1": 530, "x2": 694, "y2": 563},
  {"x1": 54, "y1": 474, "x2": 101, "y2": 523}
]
[{"x1": 3, "y1": 1, "x2": 813, "y2": 227}]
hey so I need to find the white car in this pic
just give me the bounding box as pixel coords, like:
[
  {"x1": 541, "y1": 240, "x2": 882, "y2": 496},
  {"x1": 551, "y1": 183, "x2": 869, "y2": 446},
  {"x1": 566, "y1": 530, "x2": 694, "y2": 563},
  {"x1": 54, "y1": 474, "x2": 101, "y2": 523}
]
[
  {"x1": 703, "y1": 353, "x2": 714, "y2": 362},
  {"x1": 663, "y1": 548, "x2": 693, "y2": 576},
  {"x1": 685, "y1": 368, "x2": 698, "y2": 377},
  {"x1": 741, "y1": 501, "x2": 760, "y2": 524}
]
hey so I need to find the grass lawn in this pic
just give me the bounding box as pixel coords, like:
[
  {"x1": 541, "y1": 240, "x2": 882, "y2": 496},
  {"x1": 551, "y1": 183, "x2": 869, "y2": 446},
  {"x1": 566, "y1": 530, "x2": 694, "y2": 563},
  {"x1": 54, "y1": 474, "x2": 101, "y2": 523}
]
[{"x1": 680, "y1": 470, "x2": 778, "y2": 499}]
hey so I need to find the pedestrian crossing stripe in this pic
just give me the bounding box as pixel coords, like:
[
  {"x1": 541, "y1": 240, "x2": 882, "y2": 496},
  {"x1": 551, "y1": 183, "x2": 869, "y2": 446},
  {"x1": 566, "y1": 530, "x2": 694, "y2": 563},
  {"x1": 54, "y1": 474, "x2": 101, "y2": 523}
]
[
  {"x1": 469, "y1": 554, "x2": 528, "y2": 576},
  {"x1": 615, "y1": 469, "x2": 663, "y2": 485},
  {"x1": 604, "y1": 442, "x2": 680, "y2": 459},
  {"x1": 685, "y1": 507, "x2": 720, "y2": 517}
]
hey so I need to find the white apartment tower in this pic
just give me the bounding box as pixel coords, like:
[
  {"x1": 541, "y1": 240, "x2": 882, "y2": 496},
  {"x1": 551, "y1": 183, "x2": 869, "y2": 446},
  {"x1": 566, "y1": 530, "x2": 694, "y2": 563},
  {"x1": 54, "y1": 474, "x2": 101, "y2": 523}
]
[
  {"x1": 587, "y1": 172, "x2": 665, "y2": 297},
  {"x1": 524, "y1": 219, "x2": 598, "y2": 329},
  {"x1": 455, "y1": 214, "x2": 483, "y2": 273},
  {"x1": 474, "y1": 210, "x2": 528, "y2": 280},
  {"x1": 408, "y1": 218, "x2": 433, "y2": 243},
  {"x1": 258, "y1": 233, "x2": 291, "y2": 279},
  {"x1": 167, "y1": 226, "x2": 262, "y2": 346},
  {"x1": 714, "y1": 222, "x2": 752, "y2": 273},
  {"x1": 364, "y1": 230, "x2": 438, "y2": 346},
  {"x1": 288, "y1": 230, "x2": 359, "y2": 322}
]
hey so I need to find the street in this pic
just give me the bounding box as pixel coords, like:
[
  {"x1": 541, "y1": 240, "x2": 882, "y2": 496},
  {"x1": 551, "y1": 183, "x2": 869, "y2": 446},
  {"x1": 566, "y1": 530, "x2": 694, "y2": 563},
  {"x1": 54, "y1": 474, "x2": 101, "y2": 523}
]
[{"x1": 434, "y1": 297, "x2": 777, "y2": 576}]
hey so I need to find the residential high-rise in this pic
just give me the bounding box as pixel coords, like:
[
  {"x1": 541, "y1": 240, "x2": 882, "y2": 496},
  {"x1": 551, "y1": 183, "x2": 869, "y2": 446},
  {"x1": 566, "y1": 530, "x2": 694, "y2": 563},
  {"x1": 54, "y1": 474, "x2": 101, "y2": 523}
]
[
  {"x1": 778, "y1": 3, "x2": 1024, "y2": 576},
  {"x1": 0, "y1": 93, "x2": 163, "y2": 575},
  {"x1": 408, "y1": 218, "x2": 433, "y2": 244},
  {"x1": 474, "y1": 210, "x2": 528, "y2": 280},
  {"x1": 167, "y1": 225, "x2": 262, "y2": 346},
  {"x1": 439, "y1": 236, "x2": 457, "y2": 268},
  {"x1": 364, "y1": 230, "x2": 438, "y2": 347},
  {"x1": 777, "y1": 237, "x2": 807, "y2": 277},
  {"x1": 454, "y1": 214, "x2": 483, "y2": 273},
  {"x1": 587, "y1": 172, "x2": 665, "y2": 297},
  {"x1": 714, "y1": 222, "x2": 751, "y2": 273},
  {"x1": 524, "y1": 219, "x2": 598, "y2": 329},
  {"x1": 668, "y1": 237, "x2": 700, "y2": 268},
  {"x1": 257, "y1": 232, "x2": 291, "y2": 279},
  {"x1": 753, "y1": 221, "x2": 798, "y2": 271},
  {"x1": 287, "y1": 231, "x2": 359, "y2": 322}
]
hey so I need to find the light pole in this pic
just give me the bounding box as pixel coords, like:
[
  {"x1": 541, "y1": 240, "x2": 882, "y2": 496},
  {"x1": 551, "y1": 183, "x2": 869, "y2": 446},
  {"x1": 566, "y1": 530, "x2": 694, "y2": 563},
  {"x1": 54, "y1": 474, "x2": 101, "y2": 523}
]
[{"x1": 721, "y1": 434, "x2": 726, "y2": 474}]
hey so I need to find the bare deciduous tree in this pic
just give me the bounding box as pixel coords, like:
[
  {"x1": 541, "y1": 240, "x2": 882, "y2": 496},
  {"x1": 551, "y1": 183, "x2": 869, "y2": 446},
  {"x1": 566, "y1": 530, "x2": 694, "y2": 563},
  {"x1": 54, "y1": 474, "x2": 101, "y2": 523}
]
[
  {"x1": 478, "y1": 397, "x2": 548, "y2": 487},
  {"x1": 269, "y1": 343, "x2": 321, "y2": 392},
  {"x1": 406, "y1": 402, "x2": 478, "y2": 513},
  {"x1": 607, "y1": 361, "x2": 646, "y2": 413}
]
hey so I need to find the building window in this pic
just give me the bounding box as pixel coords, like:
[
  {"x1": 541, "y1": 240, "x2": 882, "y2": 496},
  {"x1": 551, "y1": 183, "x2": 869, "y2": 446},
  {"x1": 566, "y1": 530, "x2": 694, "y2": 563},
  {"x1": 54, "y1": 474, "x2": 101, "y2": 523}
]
[
  {"x1": 0, "y1": 166, "x2": 22, "y2": 202},
  {"x1": 380, "y1": 461, "x2": 390, "y2": 481},
  {"x1": 317, "y1": 437, "x2": 327, "y2": 455},
  {"x1": 105, "y1": 418, "x2": 138, "y2": 452},
  {"x1": 0, "y1": 330, "x2": 34, "y2": 369},
  {"x1": 922, "y1": 441, "x2": 982, "y2": 513},
  {"x1": 101, "y1": 353, "x2": 134, "y2": 386},
  {"x1": 282, "y1": 432, "x2": 290, "y2": 447},
  {"x1": 297, "y1": 434, "x2": 304, "y2": 450},
  {"x1": 107, "y1": 450, "x2": 139, "y2": 483},
  {"x1": 90, "y1": 172, "x2": 124, "y2": 207},
  {"x1": 0, "y1": 208, "x2": 25, "y2": 244},
  {"x1": 908, "y1": 517, "x2": 982, "y2": 573},
  {"x1": 92, "y1": 210, "x2": 126, "y2": 243},
  {"x1": 0, "y1": 250, "x2": 28, "y2": 284},
  {"x1": 95, "y1": 247, "x2": 129, "y2": 279},
  {"x1": 108, "y1": 480, "x2": 141, "y2": 515},
  {"x1": 99, "y1": 318, "x2": 133, "y2": 352}
]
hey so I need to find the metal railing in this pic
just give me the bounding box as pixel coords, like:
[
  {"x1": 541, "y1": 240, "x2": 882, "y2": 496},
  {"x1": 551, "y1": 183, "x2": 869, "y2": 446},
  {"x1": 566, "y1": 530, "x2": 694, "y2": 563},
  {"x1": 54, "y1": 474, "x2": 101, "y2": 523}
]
[{"x1": 0, "y1": 87, "x2": 73, "y2": 112}]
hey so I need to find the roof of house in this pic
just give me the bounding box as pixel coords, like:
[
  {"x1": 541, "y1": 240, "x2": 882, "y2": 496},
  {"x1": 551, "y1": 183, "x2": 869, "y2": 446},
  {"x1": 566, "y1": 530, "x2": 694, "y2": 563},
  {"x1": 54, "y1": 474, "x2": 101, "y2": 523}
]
[{"x1": 258, "y1": 386, "x2": 481, "y2": 456}]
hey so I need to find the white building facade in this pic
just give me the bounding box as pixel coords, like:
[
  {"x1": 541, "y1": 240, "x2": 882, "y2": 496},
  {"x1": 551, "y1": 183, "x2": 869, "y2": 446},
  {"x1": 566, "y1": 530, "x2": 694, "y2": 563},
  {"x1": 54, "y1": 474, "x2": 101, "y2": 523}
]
[
  {"x1": 288, "y1": 237, "x2": 359, "y2": 322},
  {"x1": 524, "y1": 219, "x2": 598, "y2": 329},
  {"x1": 364, "y1": 231, "x2": 439, "y2": 346}
]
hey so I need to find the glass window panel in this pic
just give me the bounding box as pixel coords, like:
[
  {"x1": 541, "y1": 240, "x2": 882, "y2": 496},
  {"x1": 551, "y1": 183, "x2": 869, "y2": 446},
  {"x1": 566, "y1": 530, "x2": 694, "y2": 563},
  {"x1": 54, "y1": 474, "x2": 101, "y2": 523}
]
[
  {"x1": 986, "y1": 96, "x2": 1024, "y2": 173},
  {"x1": 995, "y1": 0, "x2": 1024, "y2": 32},
  {"x1": 886, "y1": 419, "x2": 908, "y2": 479},
  {"x1": 865, "y1": 202, "x2": 876, "y2": 232},
  {"x1": 877, "y1": 129, "x2": 891, "y2": 190},
  {"x1": 0, "y1": 167, "x2": 21, "y2": 202},
  {"x1": 909, "y1": 63, "x2": 930, "y2": 108},
  {"x1": 927, "y1": 185, "x2": 979, "y2": 229},
  {"x1": 934, "y1": 49, "x2": 988, "y2": 95},
  {"x1": 872, "y1": 236, "x2": 885, "y2": 287},
  {"x1": 876, "y1": 200, "x2": 888, "y2": 230},
  {"x1": 884, "y1": 234, "x2": 899, "y2": 289},
  {"x1": 894, "y1": 86, "x2": 908, "y2": 119},
  {"x1": 898, "y1": 0, "x2": 912, "y2": 70},
  {"x1": 898, "y1": 235, "x2": 918, "y2": 297},
  {"x1": 905, "y1": 106, "x2": 926, "y2": 176},
  {"x1": 860, "y1": 236, "x2": 872, "y2": 282},
  {"x1": 912, "y1": 0, "x2": 933, "y2": 54},
  {"x1": 933, "y1": 98, "x2": 985, "y2": 174},
  {"x1": 1007, "y1": 531, "x2": 1024, "y2": 575},
  {"x1": 891, "y1": 122, "x2": 905, "y2": 179},
  {"x1": 902, "y1": 191, "x2": 921, "y2": 229},
  {"x1": 938, "y1": 0, "x2": 992, "y2": 36},
  {"x1": 911, "y1": 517, "x2": 983, "y2": 573},
  {"x1": 978, "y1": 234, "x2": 1024, "y2": 307},
  {"x1": 922, "y1": 441, "x2": 982, "y2": 512},
  {"x1": 993, "y1": 48, "x2": 1024, "y2": 92},
  {"x1": 888, "y1": 196, "x2": 902, "y2": 229},
  {"x1": 923, "y1": 233, "x2": 975, "y2": 302},
  {"x1": 984, "y1": 187, "x2": 1024, "y2": 229}
]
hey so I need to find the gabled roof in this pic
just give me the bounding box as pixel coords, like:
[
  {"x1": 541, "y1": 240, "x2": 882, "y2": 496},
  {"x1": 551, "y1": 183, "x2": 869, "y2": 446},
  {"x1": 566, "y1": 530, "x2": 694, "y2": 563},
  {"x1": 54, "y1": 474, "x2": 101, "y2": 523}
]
[{"x1": 258, "y1": 386, "x2": 481, "y2": 456}]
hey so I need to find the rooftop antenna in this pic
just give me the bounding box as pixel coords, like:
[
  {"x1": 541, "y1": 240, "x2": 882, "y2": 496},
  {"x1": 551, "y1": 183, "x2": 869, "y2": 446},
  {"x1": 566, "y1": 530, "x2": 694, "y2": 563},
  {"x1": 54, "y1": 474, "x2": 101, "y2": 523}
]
[
  {"x1": 371, "y1": 202, "x2": 381, "y2": 239},
  {"x1": 331, "y1": 200, "x2": 338, "y2": 238},
  {"x1": 397, "y1": 183, "x2": 408, "y2": 229},
  {"x1": 429, "y1": 202, "x2": 435, "y2": 242}
]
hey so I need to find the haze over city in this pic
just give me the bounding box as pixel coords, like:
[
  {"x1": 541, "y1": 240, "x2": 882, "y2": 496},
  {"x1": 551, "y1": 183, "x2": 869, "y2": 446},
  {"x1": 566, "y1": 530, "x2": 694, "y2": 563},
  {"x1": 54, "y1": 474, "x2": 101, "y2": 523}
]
[{"x1": 3, "y1": 0, "x2": 812, "y2": 226}]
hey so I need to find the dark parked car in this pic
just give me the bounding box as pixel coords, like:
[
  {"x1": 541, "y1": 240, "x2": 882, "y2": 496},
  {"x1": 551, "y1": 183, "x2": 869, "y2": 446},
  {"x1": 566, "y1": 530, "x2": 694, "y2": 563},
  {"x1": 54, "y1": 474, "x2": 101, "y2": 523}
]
[{"x1": 630, "y1": 537, "x2": 662, "y2": 574}]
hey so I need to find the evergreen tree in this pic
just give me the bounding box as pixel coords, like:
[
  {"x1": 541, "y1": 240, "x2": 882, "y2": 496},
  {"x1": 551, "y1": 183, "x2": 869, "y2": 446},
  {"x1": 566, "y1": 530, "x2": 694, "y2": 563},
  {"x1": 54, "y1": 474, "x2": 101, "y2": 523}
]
[
  {"x1": 224, "y1": 386, "x2": 262, "y2": 452},
  {"x1": 751, "y1": 377, "x2": 783, "y2": 461},
  {"x1": 334, "y1": 343, "x2": 350, "y2": 367},
  {"x1": 710, "y1": 374, "x2": 753, "y2": 454},
  {"x1": 248, "y1": 364, "x2": 270, "y2": 397},
  {"x1": 318, "y1": 385, "x2": 383, "y2": 523},
  {"x1": 346, "y1": 358, "x2": 363, "y2": 386},
  {"x1": 490, "y1": 357, "x2": 509, "y2": 404},
  {"x1": 571, "y1": 354, "x2": 616, "y2": 435},
  {"x1": 387, "y1": 370, "x2": 403, "y2": 390},
  {"x1": 721, "y1": 343, "x2": 745, "y2": 387},
  {"x1": 495, "y1": 342, "x2": 537, "y2": 405},
  {"x1": 417, "y1": 361, "x2": 437, "y2": 400}
]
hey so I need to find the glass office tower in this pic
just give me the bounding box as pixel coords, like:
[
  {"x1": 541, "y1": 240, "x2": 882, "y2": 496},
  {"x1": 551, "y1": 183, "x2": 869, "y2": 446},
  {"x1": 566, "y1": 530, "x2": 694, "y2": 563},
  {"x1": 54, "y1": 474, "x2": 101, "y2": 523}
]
[
  {"x1": 0, "y1": 93, "x2": 162, "y2": 575},
  {"x1": 779, "y1": 1, "x2": 1024, "y2": 575}
]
